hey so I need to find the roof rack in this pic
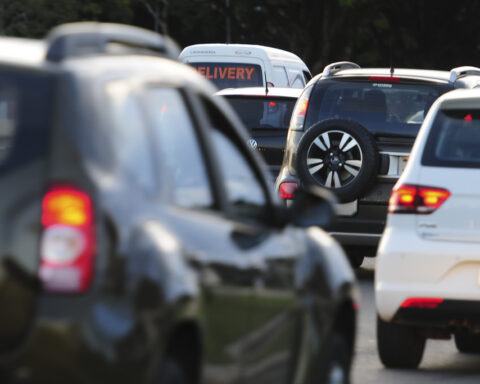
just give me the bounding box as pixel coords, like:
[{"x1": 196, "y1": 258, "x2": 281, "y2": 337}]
[
  {"x1": 45, "y1": 22, "x2": 180, "y2": 63},
  {"x1": 322, "y1": 61, "x2": 360, "y2": 77},
  {"x1": 449, "y1": 66, "x2": 480, "y2": 83}
]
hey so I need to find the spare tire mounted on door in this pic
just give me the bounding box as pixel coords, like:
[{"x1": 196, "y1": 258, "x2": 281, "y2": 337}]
[{"x1": 295, "y1": 118, "x2": 378, "y2": 202}]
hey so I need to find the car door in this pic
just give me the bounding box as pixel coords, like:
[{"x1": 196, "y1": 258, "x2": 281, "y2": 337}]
[
  {"x1": 142, "y1": 84, "x2": 261, "y2": 384},
  {"x1": 197, "y1": 94, "x2": 305, "y2": 384},
  {"x1": 0, "y1": 69, "x2": 54, "y2": 352}
]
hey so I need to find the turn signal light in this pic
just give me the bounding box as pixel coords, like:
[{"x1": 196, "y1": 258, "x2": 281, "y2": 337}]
[
  {"x1": 39, "y1": 184, "x2": 96, "y2": 293},
  {"x1": 401, "y1": 298, "x2": 444, "y2": 309},
  {"x1": 388, "y1": 184, "x2": 450, "y2": 214}
]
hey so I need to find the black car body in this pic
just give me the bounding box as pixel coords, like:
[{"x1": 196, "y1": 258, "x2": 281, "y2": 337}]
[
  {"x1": 276, "y1": 61, "x2": 480, "y2": 266},
  {"x1": 0, "y1": 24, "x2": 357, "y2": 384},
  {"x1": 215, "y1": 87, "x2": 301, "y2": 180}
]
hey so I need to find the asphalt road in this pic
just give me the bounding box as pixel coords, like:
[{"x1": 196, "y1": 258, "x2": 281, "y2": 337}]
[{"x1": 351, "y1": 258, "x2": 480, "y2": 384}]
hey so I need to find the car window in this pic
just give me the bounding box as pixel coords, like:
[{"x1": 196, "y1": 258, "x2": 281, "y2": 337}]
[
  {"x1": 273, "y1": 66, "x2": 289, "y2": 87},
  {"x1": 422, "y1": 109, "x2": 480, "y2": 168},
  {"x1": 105, "y1": 81, "x2": 156, "y2": 192},
  {"x1": 226, "y1": 96, "x2": 297, "y2": 132},
  {"x1": 307, "y1": 79, "x2": 450, "y2": 129},
  {"x1": 202, "y1": 97, "x2": 268, "y2": 222},
  {"x1": 145, "y1": 87, "x2": 214, "y2": 209}
]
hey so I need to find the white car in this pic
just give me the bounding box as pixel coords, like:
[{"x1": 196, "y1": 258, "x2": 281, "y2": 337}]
[{"x1": 375, "y1": 88, "x2": 480, "y2": 368}]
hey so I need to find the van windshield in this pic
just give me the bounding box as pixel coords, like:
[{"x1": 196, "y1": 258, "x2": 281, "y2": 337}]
[{"x1": 191, "y1": 63, "x2": 263, "y2": 89}]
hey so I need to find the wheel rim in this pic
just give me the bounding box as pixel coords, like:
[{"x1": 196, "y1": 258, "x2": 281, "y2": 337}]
[
  {"x1": 328, "y1": 363, "x2": 345, "y2": 384},
  {"x1": 306, "y1": 129, "x2": 363, "y2": 189}
]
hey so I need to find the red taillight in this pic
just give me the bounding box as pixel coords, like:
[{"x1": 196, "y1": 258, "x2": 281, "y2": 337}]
[
  {"x1": 369, "y1": 76, "x2": 401, "y2": 82},
  {"x1": 291, "y1": 86, "x2": 313, "y2": 130},
  {"x1": 279, "y1": 182, "x2": 298, "y2": 199},
  {"x1": 297, "y1": 99, "x2": 309, "y2": 117},
  {"x1": 401, "y1": 298, "x2": 444, "y2": 309},
  {"x1": 388, "y1": 184, "x2": 450, "y2": 214},
  {"x1": 39, "y1": 185, "x2": 96, "y2": 293}
]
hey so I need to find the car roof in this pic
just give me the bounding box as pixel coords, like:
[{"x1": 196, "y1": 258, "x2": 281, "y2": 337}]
[
  {"x1": 180, "y1": 43, "x2": 305, "y2": 64},
  {"x1": 0, "y1": 37, "x2": 47, "y2": 67},
  {"x1": 323, "y1": 68, "x2": 451, "y2": 83},
  {"x1": 215, "y1": 86, "x2": 302, "y2": 98},
  {"x1": 436, "y1": 88, "x2": 480, "y2": 109}
]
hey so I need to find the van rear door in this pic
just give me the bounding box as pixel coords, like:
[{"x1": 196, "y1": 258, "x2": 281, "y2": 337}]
[{"x1": 0, "y1": 68, "x2": 53, "y2": 352}]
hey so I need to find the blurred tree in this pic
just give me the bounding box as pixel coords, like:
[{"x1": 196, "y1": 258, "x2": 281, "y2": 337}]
[{"x1": 0, "y1": 0, "x2": 132, "y2": 38}]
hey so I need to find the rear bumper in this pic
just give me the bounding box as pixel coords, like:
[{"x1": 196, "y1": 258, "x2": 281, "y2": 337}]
[{"x1": 393, "y1": 300, "x2": 480, "y2": 330}]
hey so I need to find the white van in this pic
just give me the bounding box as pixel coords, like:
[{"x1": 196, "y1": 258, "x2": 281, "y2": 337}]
[{"x1": 179, "y1": 43, "x2": 312, "y2": 90}]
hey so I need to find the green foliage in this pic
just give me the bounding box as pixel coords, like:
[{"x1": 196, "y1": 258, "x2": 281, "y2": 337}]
[{"x1": 0, "y1": 0, "x2": 132, "y2": 38}]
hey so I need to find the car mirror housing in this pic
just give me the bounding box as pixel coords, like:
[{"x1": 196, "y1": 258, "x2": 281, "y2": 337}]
[{"x1": 286, "y1": 185, "x2": 337, "y2": 229}]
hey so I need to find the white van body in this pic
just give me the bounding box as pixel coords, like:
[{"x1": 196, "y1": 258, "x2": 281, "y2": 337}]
[{"x1": 179, "y1": 43, "x2": 311, "y2": 90}]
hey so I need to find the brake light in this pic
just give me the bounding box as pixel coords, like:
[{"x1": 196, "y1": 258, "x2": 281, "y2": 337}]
[
  {"x1": 291, "y1": 86, "x2": 313, "y2": 130},
  {"x1": 39, "y1": 185, "x2": 96, "y2": 293},
  {"x1": 279, "y1": 182, "x2": 298, "y2": 199},
  {"x1": 369, "y1": 76, "x2": 401, "y2": 82},
  {"x1": 388, "y1": 184, "x2": 450, "y2": 214},
  {"x1": 401, "y1": 298, "x2": 444, "y2": 309}
]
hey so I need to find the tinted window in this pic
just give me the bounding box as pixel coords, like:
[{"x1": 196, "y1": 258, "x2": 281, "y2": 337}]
[
  {"x1": 307, "y1": 79, "x2": 450, "y2": 132},
  {"x1": 145, "y1": 87, "x2": 214, "y2": 209},
  {"x1": 106, "y1": 81, "x2": 156, "y2": 192},
  {"x1": 0, "y1": 71, "x2": 52, "y2": 170},
  {"x1": 422, "y1": 109, "x2": 480, "y2": 168},
  {"x1": 226, "y1": 97, "x2": 297, "y2": 132},
  {"x1": 191, "y1": 63, "x2": 263, "y2": 89}
]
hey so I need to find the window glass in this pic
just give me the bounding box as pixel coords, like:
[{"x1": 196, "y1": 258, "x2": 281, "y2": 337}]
[
  {"x1": 190, "y1": 62, "x2": 263, "y2": 89},
  {"x1": 422, "y1": 109, "x2": 480, "y2": 168},
  {"x1": 145, "y1": 88, "x2": 214, "y2": 209},
  {"x1": 273, "y1": 66, "x2": 289, "y2": 87},
  {"x1": 307, "y1": 79, "x2": 450, "y2": 132},
  {"x1": 106, "y1": 81, "x2": 155, "y2": 192},
  {"x1": 226, "y1": 96, "x2": 297, "y2": 132},
  {"x1": 203, "y1": 98, "x2": 268, "y2": 221}
]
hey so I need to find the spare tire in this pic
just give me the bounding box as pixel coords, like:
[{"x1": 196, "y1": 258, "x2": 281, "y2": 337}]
[{"x1": 296, "y1": 118, "x2": 378, "y2": 202}]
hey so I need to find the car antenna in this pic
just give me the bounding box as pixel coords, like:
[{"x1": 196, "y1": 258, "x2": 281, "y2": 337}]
[
  {"x1": 265, "y1": 73, "x2": 269, "y2": 95},
  {"x1": 389, "y1": 42, "x2": 394, "y2": 76}
]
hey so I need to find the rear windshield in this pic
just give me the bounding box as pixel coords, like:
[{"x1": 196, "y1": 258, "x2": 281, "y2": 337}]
[
  {"x1": 226, "y1": 96, "x2": 297, "y2": 132},
  {"x1": 191, "y1": 62, "x2": 263, "y2": 89},
  {"x1": 306, "y1": 79, "x2": 450, "y2": 135},
  {"x1": 422, "y1": 109, "x2": 480, "y2": 168},
  {"x1": 0, "y1": 70, "x2": 52, "y2": 170}
]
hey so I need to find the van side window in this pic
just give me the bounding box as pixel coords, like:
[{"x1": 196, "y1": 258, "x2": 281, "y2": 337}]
[{"x1": 273, "y1": 66, "x2": 289, "y2": 87}]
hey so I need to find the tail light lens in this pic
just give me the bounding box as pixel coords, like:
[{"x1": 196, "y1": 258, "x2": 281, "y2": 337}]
[
  {"x1": 291, "y1": 86, "x2": 313, "y2": 130},
  {"x1": 279, "y1": 182, "x2": 298, "y2": 199},
  {"x1": 388, "y1": 184, "x2": 450, "y2": 214},
  {"x1": 39, "y1": 184, "x2": 96, "y2": 293},
  {"x1": 401, "y1": 298, "x2": 444, "y2": 309}
]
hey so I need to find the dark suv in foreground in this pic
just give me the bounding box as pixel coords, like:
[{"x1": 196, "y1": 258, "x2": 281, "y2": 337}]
[
  {"x1": 277, "y1": 61, "x2": 480, "y2": 266},
  {"x1": 0, "y1": 24, "x2": 357, "y2": 384}
]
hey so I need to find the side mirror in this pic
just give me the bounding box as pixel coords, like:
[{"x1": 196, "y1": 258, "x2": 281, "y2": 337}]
[{"x1": 287, "y1": 186, "x2": 337, "y2": 229}]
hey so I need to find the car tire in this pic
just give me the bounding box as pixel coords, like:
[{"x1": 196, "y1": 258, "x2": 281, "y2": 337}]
[
  {"x1": 454, "y1": 329, "x2": 480, "y2": 354},
  {"x1": 343, "y1": 246, "x2": 369, "y2": 268},
  {"x1": 296, "y1": 119, "x2": 378, "y2": 202},
  {"x1": 316, "y1": 332, "x2": 351, "y2": 384},
  {"x1": 377, "y1": 315, "x2": 425, "y2": 369},
  {"x1": 156, "y1": 358, "x2": 188, "y2": 384}
]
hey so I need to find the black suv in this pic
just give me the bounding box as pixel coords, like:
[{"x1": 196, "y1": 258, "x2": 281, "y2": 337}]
[
  {"x1": 0, "y1": 24, "x2": 357, "y2": 384},
  {"x1": 276, "y1": 61, "x2": 480, "y2": 266}
]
